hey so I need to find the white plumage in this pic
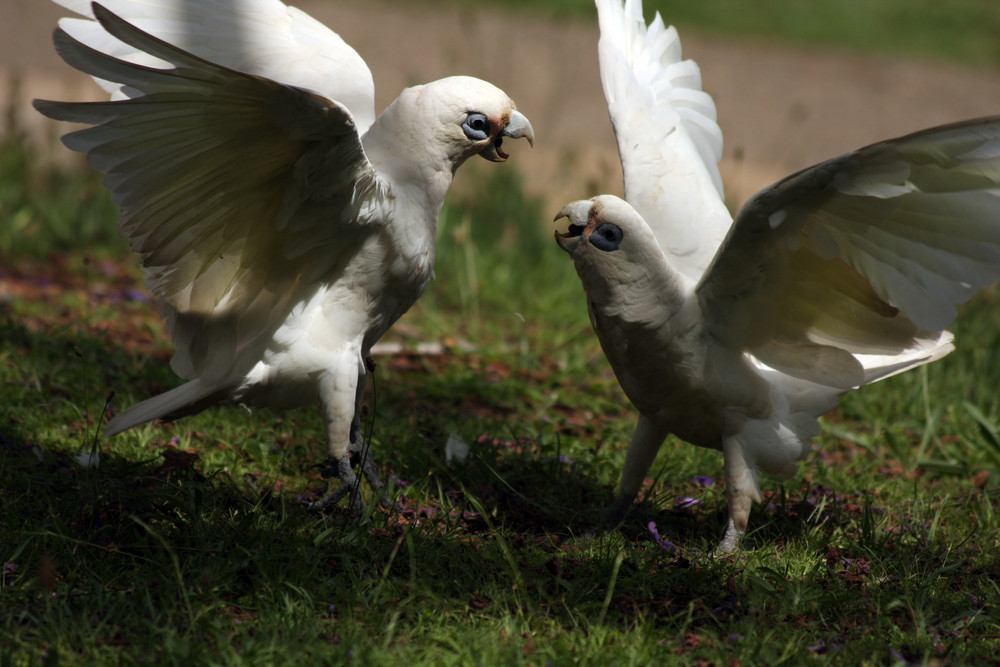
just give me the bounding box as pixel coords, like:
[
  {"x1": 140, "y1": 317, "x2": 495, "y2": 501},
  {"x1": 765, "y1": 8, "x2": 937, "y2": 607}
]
[
  {"x1": 35, "y1": 1, "x2": 533, "y2": 514},
  {"x1": 556, "y1": 0, "x2": 1000, "y2": 552}
]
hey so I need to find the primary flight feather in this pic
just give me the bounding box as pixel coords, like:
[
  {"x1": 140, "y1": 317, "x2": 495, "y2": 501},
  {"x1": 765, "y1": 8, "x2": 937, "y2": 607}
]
[
  {"x1": 556, "y1": 0, "x2": 1000, "y2": 552},
  {"x1": 35, "y1": 0, "x2": 533, "y2": 515}
]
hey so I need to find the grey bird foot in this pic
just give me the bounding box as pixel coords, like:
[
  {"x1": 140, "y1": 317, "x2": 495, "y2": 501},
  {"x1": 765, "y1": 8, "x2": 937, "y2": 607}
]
[
  {"x1": 712, "y1": 519, "x2": 744, "y2": 555},
  {"x1": 601, "y1": 493, "x2": 637, "y2": 530},
  {"x1": 306, "y1": 437, "x2": 390, "y2": 515},
  {"x1": 306, "y1": 455, "x2": 365, "y2": 517}
]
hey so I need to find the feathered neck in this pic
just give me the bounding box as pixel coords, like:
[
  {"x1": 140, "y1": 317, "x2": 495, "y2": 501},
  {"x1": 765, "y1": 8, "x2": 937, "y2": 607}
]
[{"x1": 362, "y1": 91, "x2": 456, "y2": 220}]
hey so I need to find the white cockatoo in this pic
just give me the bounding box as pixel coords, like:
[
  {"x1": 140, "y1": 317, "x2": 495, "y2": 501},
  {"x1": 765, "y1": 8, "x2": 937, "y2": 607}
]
[
  {"x1": 34, "y1": 1, "x2": 533, "y2": 515},
  {"x1": 555, "y1": 0, "x2": 1000, "y2": 552}
]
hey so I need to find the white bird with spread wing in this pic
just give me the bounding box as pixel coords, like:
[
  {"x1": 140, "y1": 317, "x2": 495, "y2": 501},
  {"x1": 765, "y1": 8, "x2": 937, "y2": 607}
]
[
  {"x1": 555, "y1": 0, "x2": 1000, "y2": 552},
  {"x1": 35, "y1": 0, "x2": 533, "y2": 515}
]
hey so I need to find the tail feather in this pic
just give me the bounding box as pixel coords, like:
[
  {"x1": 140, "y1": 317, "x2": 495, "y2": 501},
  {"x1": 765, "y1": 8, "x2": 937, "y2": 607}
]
[{"x1": 104, "y1": 380, "x2": 224, "y2": 438}]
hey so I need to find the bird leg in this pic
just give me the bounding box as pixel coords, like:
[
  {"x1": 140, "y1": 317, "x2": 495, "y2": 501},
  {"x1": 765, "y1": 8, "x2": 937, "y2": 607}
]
[
  {"x1": 346, "y1": 424, "x2": 390, "y2": 509},
  {"x1": 305, "y1": 365, "x2": 379, "y2": 516},
  {"x1": 603, "y1": 415, "x2": 667, "y2": 529},
  {"x1": 715, "y1": 435, "x2": 759, "y2": 554},
  {"x1": 305, "y1": 362, "x2": 393, "y2": 515},
  {"x1": 347, "y1": 361, "x2": 390, "y2": 509}
]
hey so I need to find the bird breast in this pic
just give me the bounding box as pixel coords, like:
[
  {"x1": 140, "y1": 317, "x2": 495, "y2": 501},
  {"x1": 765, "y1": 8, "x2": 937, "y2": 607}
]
[
  {"x1": 587, "y1": 297, "x2": 723, "y2": 448},
  {"x1": 588, "y1": 294, "x2": 773, "y2": 450}
]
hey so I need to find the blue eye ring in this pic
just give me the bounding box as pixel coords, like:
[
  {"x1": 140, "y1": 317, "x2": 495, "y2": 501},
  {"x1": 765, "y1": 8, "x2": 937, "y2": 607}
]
[
  {"x1": 588, "y1": 222, "x2": 623, "y2": 251},
  {"x1": 462, "y1": 112, "x2": 491, "y2": 141}
]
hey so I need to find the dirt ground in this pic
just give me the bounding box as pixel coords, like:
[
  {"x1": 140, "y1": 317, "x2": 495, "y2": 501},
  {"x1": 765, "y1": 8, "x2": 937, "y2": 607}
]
[{"x1": 4, "y1": 0, "x2": 1000, "y2": 210}]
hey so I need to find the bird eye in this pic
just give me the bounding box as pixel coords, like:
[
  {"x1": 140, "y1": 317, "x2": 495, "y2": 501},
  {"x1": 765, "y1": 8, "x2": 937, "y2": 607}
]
[
  {"x1": 588, "y1": 222, "x2": 623, "y2": 251},
  {"x1": 462, "y1": 113, "x2": 491, "y2": 141}
]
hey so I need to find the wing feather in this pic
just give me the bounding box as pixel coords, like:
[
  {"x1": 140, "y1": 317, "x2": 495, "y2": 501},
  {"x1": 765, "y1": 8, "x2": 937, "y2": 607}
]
[
  {"x1": 596, "y1": 0, "x2": 733, "y2": 283},
  {"x1": 35, "y1": 6, "x2": 390, "y2": 382},
  {"x1": 698, "y1": 117, "x2": 1000, "y2": 388},
  {"x1": 53, "y1": 0, "x2": 376, "y2": 130}
]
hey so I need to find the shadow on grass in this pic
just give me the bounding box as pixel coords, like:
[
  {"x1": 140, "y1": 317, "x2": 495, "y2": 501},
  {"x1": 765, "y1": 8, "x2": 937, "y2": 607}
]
[
  {"x1": 7, "y1": 304, "x2": 998, "y2": 667},
  {"x1": 0, "y1": 313, "x2": 632, "y2": 615}
]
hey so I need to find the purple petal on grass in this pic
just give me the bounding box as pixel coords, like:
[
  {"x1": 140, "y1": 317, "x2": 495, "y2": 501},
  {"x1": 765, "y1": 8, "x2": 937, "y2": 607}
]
[
  {"x1": 647, "y1": 521, "x2": 660, "y2": 539},
  {"x1": 647, "y1": 521, "x2": 676, "y2": 553},
  {"x1": 675, "y1": 496, "x2": 703, "y2": 509},
  {"x1": 692, "y1": 475, "x2": 714, "y2": 487}
]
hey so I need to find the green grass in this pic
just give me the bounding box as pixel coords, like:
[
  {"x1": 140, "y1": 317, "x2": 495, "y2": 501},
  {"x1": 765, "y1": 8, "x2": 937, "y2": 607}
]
[
  {"x1": 0, "y1": 135, "x2": 121, "y2": 257},
  {"x1": 414, "y1": 0, "x2": 1000, "y2": 67},
  {"x1": 3, "y1": 129, "x2": 1000, "y2": 666}
]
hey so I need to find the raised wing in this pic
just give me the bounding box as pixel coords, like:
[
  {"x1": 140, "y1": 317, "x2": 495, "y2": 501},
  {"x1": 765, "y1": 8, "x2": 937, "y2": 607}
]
[
  {"x1": 35, "y1": 6, "x2": 390, "y2": 381},
  {"x1": 697, "y1": 117, "x2": 1000, "y2": 388},
  {"x1": 596, "y1": 0, "x2": 733, "y2": 283},
  {"x1": 54, "y1": 0, "x2": 376, "y2": 131}
]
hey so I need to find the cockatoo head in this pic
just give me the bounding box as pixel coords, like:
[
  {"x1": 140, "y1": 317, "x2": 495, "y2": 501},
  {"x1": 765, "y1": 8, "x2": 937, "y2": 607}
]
[
  {"x1": 395, "y1": 76, "x2": 534, "y2": 168},
  {"x1": 554, "y1": 195, "x2": 663, "y2": 269},
  {"x1": 554, "y1": 195, "x2": 680, "y2": 311},
  {"x1": 554, "y1": 195, "x2": 684, "y2": 335}
]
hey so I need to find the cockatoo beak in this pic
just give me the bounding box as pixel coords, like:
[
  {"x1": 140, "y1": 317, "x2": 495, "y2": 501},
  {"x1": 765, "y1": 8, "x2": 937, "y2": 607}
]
[
  {"x1": 479, "y1": 110, "x2": 534, "y2": 162},
  {"x1": 553, "y1": 199, "x2": 593, "y2": 253}
]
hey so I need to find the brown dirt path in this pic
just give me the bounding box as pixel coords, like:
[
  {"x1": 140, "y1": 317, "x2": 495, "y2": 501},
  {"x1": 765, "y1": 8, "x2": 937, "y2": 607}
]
[{"x1": 4, "y1": 0, "x2": 1000, "y2": 211}]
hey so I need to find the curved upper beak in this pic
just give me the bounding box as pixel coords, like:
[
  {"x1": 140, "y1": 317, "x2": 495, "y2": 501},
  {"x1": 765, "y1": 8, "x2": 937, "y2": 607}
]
[
  {"x1": 503, "y1": 110, "x2": 535, "y2": 146},
  {"x1": 479, "y1": 110, "x2": 535, "y2": 162},
  {"x1": 553, "y1": 199, "x2": 593, "y2": 253}
]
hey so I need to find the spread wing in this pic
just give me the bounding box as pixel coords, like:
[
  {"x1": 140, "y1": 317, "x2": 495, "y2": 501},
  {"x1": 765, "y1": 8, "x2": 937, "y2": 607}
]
[
  {"x1": 696, "y1": 117, "x2": 1000, "y2": 388},
  {"x1": 596, "y1": 0, "x2": 733, "y2": 283},
  {"x1": 35, "y1": 6, "x2": 391, "y2": 382},
  {"x1": 53, "y1": 0, "x2": 376, "y2": 131}
]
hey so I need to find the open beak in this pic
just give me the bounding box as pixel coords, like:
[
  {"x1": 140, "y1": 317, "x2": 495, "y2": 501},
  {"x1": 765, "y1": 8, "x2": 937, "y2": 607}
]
[
  {"x1": 479, "y1": 110, "x2": 535, "y2": 162},
  {"x1": 553, "y1": 200, "x2": 592, "y2": 253}
]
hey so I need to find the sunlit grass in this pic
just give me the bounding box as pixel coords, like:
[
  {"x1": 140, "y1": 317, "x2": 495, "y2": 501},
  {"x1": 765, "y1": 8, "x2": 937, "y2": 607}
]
[{"x1": 2, "y1": 134, "x2": 1000, "y2": 664}]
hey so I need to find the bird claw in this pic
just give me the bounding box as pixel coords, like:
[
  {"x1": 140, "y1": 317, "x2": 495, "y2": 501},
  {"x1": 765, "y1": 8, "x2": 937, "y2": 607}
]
[
  {"x1": 305, "y1": 435, "x2": 390, "y2": 514},
  {"x1": 305, "y1": 455, "x2": 365, "y2": 517},
  {"x1": 712, "y1": 520, "x2": 744, "y2": 555}
]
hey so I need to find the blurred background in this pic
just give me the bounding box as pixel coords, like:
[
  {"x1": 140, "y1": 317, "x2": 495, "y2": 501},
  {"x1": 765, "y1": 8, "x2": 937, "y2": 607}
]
[{"x1": 4, "y1": 0, "x2": 1000, "y2": 215}]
